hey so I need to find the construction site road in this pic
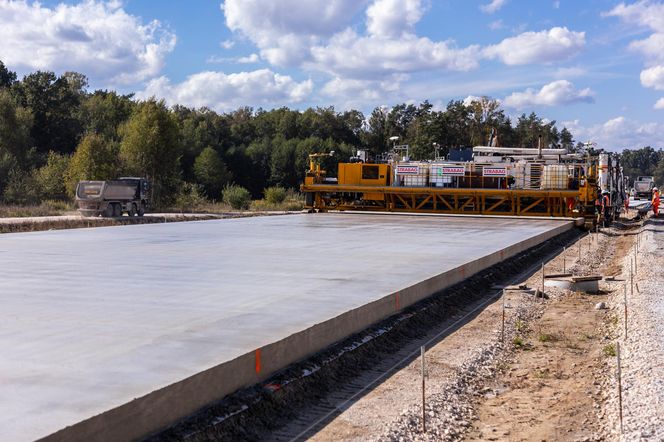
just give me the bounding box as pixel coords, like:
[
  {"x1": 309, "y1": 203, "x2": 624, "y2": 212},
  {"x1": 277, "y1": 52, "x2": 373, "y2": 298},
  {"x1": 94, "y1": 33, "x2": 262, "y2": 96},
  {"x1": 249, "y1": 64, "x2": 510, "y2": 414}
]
[{"x1": 0, "y1": 213, "x2": 572, "y2": 442}]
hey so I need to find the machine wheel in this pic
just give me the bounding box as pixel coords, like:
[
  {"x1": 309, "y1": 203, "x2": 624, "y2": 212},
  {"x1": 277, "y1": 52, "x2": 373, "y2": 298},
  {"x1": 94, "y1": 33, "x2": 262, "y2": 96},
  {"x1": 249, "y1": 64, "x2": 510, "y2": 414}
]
[
  {"x1": 128, "y1": 203, "x2": 137, "y2": 217},
  {"x1": 113, "y1": 203, "x2": 122, "y2": 217},
  {"x1": 103, "y1": 205, "x2": 114, "y2": 218},
  {"x1": 137, "y1": 203, "x2": 145, "y2": 217}
]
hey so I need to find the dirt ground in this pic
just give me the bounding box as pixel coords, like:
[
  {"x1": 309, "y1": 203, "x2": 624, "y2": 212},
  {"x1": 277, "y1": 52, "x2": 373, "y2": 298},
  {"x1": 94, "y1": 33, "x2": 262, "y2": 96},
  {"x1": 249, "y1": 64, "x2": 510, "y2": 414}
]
[
  {"x1": 306, "y1": 225, "x2": 635, "y2": 441},
  {"x1": 467, "y1": 231, "x2": 634, "y2": 441}
]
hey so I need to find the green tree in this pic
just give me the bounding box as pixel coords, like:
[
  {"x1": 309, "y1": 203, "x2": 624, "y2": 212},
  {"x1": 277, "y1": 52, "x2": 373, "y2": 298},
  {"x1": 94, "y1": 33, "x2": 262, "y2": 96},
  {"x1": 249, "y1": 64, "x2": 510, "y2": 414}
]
[
  {"x1": 0, "y1": 88, "x2": 34, "y2": 169},
  {"x1": 35, "y1": 151, "x2": 71, "y2": 200},
  {"x1": 80, "y1": 90, "x2": 135, "y2": 141},
  {"x1": 66, "y1": 133, "x2": 120, "y2": 195},
  {"x1": 120, "y1": 99, "x2": 181, "y2": 206},
  {"x1": 560, "y1": 127, "x2": 574, "y2": 151},
  {"x1": 0, "y1": 60, "x2": 17, "y2": 88},
  {"x1": 17, "y1": 70, "x2": 84, "y2": 154},
  {"x1": 193, "y1": 146, "x2": 232, "y2": 199}
]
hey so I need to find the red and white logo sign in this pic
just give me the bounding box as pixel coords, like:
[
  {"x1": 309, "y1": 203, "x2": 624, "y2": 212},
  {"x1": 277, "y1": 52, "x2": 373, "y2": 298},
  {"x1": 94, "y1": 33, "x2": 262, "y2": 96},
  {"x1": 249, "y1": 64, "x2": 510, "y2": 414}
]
[
  {"x1": 439, "y1": 166, "x2": 465, "y2": 176},
  {"x1": 483, "y1": 167, "x2": 508, "y2": 177},
  {"x1": 396, "y1": 165, "x2": 420, "y2": 174}
]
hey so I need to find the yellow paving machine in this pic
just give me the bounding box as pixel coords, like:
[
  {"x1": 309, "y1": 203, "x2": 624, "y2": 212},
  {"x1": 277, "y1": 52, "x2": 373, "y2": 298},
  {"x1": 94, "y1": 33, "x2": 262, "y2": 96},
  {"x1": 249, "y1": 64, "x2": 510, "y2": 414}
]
[{"x1": 302, "y1": 144, "x2": 626, "y2": 229}]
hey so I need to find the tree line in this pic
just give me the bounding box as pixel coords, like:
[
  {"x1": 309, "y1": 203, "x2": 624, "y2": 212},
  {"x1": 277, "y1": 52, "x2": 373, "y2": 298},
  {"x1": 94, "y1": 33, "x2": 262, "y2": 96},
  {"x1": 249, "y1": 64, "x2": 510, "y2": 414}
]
[{"x1": 0, "y1": 60, "x2": 661, "y2": 207}]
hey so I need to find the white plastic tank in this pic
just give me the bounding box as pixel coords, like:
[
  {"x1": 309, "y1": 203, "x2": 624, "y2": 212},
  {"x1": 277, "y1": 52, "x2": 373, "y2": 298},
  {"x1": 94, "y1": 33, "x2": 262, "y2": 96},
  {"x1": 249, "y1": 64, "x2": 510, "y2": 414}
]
[
  {"x1": 429, "y1": 163, "x2": 460, "y2": 187},
  {"x1": 396, "y1": 162, "x2": 429, "y2": 187},
  {"x1": 541, "y1": 165, "x2": 568, "y2": 189}
]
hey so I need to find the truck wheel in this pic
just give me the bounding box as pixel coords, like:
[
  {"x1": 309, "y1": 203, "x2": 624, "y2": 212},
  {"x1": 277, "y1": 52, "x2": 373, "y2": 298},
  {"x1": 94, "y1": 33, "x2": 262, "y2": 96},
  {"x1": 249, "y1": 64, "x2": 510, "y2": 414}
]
[
  {"x1": 103, "y1": 205, "x2": 114, "y2": 218},
  {"x1": 138, "y1": 203, "x2": 145, "y2": 217},
  {"x1": 113, "y1": 203, "x2": 122, "y2": 217},
  {"x1": 128, "y1": 203, "x2": 137, "y2": 217}
]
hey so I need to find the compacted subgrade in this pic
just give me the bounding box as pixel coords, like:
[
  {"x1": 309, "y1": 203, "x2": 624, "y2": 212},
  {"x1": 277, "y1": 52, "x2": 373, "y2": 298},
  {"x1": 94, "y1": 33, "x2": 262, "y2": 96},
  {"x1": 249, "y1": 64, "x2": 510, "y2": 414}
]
[
  {"x1": 149, "y1": 228, "x2": 581, "y2": 442},
  {"x1": 460, "y1": 222, "x2": 635, "y2": 442}
]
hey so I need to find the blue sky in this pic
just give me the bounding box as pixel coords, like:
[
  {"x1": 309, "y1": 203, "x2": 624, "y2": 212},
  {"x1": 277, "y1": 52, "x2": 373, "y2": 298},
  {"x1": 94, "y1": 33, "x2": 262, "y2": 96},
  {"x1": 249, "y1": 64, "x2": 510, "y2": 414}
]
[{"x1": 1, "y1": 0, "x2": 663, "y2": 150}]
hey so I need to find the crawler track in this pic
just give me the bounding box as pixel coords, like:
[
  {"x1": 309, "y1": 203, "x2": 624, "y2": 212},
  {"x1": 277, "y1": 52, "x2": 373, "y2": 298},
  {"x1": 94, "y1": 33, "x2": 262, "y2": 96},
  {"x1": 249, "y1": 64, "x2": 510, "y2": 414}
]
[{"x1": 149, "y1": 228, "x2": 581, "y2": 442}]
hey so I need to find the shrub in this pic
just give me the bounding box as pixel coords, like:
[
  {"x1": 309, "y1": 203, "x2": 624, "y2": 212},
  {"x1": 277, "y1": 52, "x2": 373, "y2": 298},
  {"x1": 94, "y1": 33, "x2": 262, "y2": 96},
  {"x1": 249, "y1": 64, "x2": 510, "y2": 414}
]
[
  {"x1": 223, "y1": 184, "x2": 251, "y2": 210},
  {"x1": 174, "y1": 183, "x2": 207, "y2": 212},
  {"x1": 264, "y1": 186, "x2": 287, "y2": 204}
]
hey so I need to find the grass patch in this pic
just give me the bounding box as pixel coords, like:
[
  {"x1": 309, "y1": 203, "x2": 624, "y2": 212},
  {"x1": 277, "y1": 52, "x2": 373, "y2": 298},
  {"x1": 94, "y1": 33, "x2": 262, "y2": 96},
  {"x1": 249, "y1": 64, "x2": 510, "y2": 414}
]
[
  {"x1": 603, "y1": 343, "x2": 617, "y2": 357},
  {"x1": 515, "y1": 319, "x2": 528, "y2": 334},
  {"x1": 513, "y1": 336, "x2": 525, "y2": 348},
  {"x1": 0, "y1": 200, "x2": 74, "y2": 218},
  {"x1": 538, "y1": 333, "x2": 559, "y2": 343},
  {"x1": 533, "y1": 368, "x2": 549, "y2": 379}
]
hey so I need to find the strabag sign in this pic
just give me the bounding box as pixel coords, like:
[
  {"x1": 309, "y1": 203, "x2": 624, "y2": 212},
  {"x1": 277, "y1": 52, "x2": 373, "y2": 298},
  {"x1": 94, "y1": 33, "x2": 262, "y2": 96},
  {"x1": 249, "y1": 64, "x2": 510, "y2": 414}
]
[
  {"x1": 438, "y1": 166, "x2": 465, "y2": 176},
  {"x1": 396, "y1": 165, "x2": 420, "y2": 175},
  {"x1": 482, "y1": 167, "x2": 508, "y2": 177}
]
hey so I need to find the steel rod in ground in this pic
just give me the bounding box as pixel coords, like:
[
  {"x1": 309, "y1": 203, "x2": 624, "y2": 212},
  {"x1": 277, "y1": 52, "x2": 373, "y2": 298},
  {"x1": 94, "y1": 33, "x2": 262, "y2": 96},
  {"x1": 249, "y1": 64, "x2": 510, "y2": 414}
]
[
  {"x1": 540, "y1": 262, "x2": 544, "y2": 301},
  {"x1": 624, "y1": 284, "x2": 628, "y2": 339},
  {"x1": 634, "y1": 244, "x2": 638, "y2": 274},
  {"x1": 617, "y1": 341, "x2": 624, "y2": 434},
  {"x1": 563, "y1": 247, "x2": 566, "y2": 273},
  {"x1": 421, "y1": 345, "x2": 426, "y2": 434},
  {"x1": 501, "y1": 289, "x2": 506, "y2": 343}
]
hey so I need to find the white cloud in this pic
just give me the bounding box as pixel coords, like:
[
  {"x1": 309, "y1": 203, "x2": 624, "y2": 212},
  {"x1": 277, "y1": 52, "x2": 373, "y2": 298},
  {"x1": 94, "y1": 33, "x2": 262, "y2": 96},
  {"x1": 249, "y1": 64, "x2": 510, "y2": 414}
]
[
  {"x1": 604, "y1": 1, "x2": 664, "y2": 32},
  {"x1": 480, "y1": 0, "x2": 507, "y2": 14},
  {"x1": 222, "y1": 0, "x2": 368, "y2": 66},
  {"x1": 366, "y1": 0, "x2": 425, "y2": 38},
  {"x1": 640, "y1": 65, "x2": 664, "y2": 90},
  {"x1": 552, "y1": 66, "x2": 586, "y2": 78},
  {"x1": 553, "y1": 1, "x2": 560, "y2": 9},
  {"x1": 484, "y1": 27, "x2": 585, "y2": 65},
  {"x1": 605, "y1": 2, "x2": 664, "y2": 94},
  {"x1": 629, "y1": 32, "x2": 664, "y2": 64},
  {"x1": 488, "y1": 19, "x2": 504, "y2": 31},
  {"x1": 563, "y1": 116, "x2": 664, "y2": 150},
  {"x1": 220, "y1": 39, "x2": 235, "y2": 49},
  {"x1": 503, "y1": 80, "x2": 594, "y2": 108},
  {"x1": 137, "y1": 69, "x2": 314, "y2": 112},
  {"x1": 0, "y1": 0, "x2": 175, "y2": 85},
  {"x1": 654, "y1": 97, "x2": 664, "y2": 110},
  {"x1": 308, "y1": 30, "x2": 481, "y2": 78},
  {"x1": 237, "y1": 53, "x2": 260, "y2": 64}
]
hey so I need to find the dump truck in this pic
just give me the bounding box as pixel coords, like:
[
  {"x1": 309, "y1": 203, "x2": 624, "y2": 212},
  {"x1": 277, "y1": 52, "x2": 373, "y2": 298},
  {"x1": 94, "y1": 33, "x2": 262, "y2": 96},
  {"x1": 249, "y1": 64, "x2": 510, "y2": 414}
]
[
  {"x1": 633, "y1": 176, "x2": 655, "y2": 200},
  {"x1": 76, "y1": 178, "x2": 150, "y2": 217}
]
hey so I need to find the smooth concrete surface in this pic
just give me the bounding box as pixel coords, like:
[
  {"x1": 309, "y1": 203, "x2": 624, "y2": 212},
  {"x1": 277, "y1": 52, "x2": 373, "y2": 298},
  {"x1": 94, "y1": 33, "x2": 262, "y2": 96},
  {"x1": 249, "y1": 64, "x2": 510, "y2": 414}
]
[{"x1": 0, "y1": 214, "x2": 572, "y2": 441}]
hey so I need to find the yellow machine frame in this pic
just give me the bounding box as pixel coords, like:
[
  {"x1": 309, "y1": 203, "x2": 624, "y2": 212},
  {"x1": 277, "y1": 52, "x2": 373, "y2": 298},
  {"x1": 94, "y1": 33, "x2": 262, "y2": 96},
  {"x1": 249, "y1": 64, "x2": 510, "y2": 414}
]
[{"x1": 302, "y1": 155, "x2": 599, "y2": 226}]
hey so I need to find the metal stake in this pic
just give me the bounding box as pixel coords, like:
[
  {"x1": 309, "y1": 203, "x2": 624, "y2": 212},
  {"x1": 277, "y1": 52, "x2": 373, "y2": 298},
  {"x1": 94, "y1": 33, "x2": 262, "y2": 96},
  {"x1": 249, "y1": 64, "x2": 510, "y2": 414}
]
[
  {"x1": 634, "y1": 245, "x2": 638, "y2": 275},
  {"x1": 617, "y1": 341, "x2": 624, "y2": 434},
  {"x1": 501, "y1": 289, "x2": 506, "y2": 343},
  {"x1": 563, "y1": 247, "x2": 566, "y2": 273},
  {"x1": 421, "y1": 346, "x2": 426, "y2": 434},
  {"x1": 541, "y1": 262, "x2": 545, "y2": 301},
  {"x1": 623, "y1": 284, "x2": 628, "y2": 339}
]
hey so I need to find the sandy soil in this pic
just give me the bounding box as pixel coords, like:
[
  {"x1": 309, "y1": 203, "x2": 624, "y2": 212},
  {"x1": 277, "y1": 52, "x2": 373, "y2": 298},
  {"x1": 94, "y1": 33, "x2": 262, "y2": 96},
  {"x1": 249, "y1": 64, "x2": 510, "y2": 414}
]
[{"x1": 307, "y1": 225, "x2": 635, "y2": 441}]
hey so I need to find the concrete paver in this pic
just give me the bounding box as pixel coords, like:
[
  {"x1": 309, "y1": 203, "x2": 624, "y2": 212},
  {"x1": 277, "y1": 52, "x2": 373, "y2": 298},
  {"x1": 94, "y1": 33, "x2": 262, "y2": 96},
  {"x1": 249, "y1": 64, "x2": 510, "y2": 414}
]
[{"x1": 0, "y1": 213, "x2": 570, "y2": 441}]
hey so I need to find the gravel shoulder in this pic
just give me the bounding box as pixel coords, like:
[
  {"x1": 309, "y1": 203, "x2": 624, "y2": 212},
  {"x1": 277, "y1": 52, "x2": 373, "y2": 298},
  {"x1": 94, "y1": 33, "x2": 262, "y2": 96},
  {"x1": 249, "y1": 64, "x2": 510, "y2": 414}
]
[{"x1": 602, "y1": 217, "x2": 664, "y2": 440}]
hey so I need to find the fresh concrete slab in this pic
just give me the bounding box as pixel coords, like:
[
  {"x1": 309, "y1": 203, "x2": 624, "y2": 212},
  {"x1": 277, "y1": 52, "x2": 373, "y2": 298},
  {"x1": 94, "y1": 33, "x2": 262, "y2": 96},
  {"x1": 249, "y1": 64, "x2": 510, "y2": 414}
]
[{"x1": 0, "y1": 213, "x2": 572, "y2": 441}]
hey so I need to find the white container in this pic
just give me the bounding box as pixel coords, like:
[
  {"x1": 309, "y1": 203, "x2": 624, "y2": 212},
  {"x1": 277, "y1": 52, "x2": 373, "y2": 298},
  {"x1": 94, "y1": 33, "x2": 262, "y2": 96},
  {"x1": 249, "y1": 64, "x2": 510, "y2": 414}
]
[
  {"x1": 429, "y1": 163, "x2": 462, "y2": 187},
  {"x1": 541, "y1": 165, "x2": 568, "y2": 189},
  {"x1": 396, "y1": 162, "x2": 429, "y2": 187}
]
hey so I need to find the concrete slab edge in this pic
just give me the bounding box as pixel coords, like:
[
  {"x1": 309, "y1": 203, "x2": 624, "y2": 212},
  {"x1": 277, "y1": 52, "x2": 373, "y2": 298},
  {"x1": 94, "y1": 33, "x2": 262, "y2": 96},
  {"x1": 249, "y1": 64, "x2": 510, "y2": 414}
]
[{"x1": 41, "y1": 221, "x2": 573, "y2": 442}]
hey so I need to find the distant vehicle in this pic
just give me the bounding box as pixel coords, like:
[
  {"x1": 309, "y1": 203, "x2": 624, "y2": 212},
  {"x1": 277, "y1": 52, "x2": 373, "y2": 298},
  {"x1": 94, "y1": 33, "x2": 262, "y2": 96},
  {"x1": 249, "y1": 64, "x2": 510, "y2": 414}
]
[
  {"x1": 76, "y1": 178, "x2": 150, "y2": 217},
  {"x1": 633, "y1": 176, "x2": 655, "y2": 200}
]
